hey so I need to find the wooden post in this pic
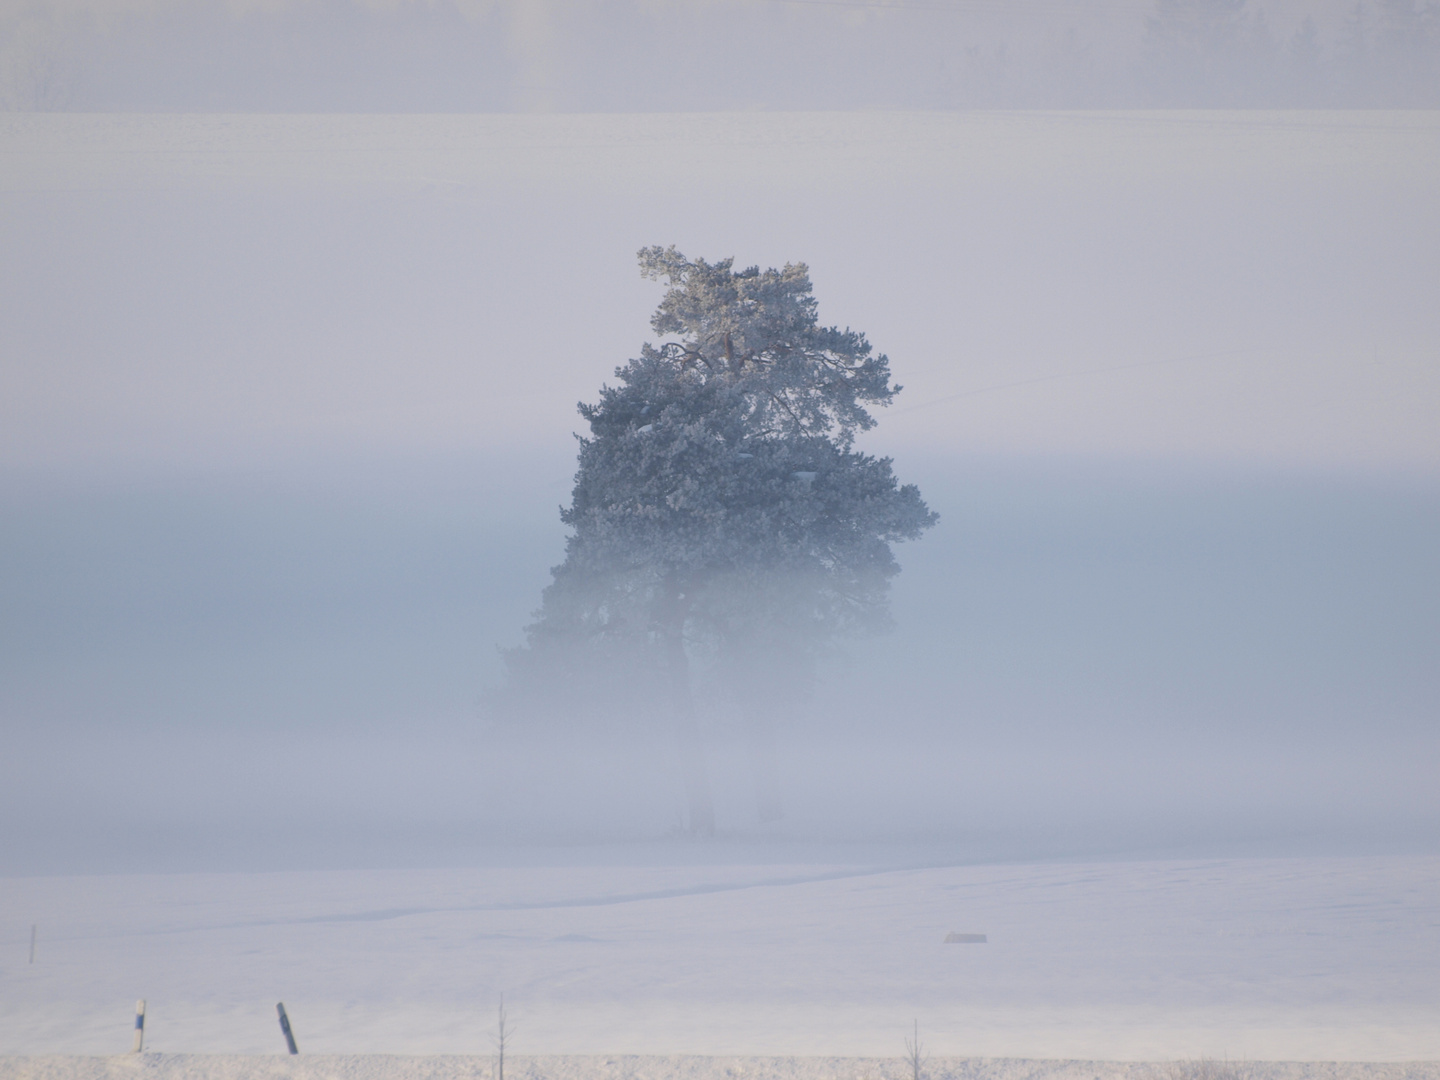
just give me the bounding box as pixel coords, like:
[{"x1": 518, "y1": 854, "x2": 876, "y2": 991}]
[
  {"x1": 132, "y1": 1000, "x2": 146, "y2": 1053},
  {"x1": 276, "y1": 1002, "x2": 299, "y2": 1054}
]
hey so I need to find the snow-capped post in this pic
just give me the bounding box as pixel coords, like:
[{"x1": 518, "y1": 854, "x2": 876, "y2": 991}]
[
  {"x1": 277, "y1": 1002, "x2": 299, "y2": 1054},
  {"x1": 131, "y1": 1000, "x2": 146, "y2": 1052},
  {"x1": 496, "y1": 248, "x2": 937, "y2": 835}
]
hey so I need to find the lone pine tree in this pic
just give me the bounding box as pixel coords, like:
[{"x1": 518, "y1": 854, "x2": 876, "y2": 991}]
[{"x1": 501, "y1": 247, "x2": 936, "y2": 835}]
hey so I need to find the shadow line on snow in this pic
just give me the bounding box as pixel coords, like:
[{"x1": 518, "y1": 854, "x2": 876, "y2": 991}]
[{"x1": 58, "y1": 862, "x2": 965, "y2": 940}]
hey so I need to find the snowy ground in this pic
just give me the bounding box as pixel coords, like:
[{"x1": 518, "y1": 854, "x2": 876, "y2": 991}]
[
  {"x1": 3, "y1": 855, "x2": 1438, "y2": 1062},
  {"x1": 4, "y1": 1059, "x2": 1440, "y2": 1080}
]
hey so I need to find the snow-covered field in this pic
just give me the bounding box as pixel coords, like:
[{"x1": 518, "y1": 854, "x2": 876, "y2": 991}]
[
  {"x1": 5, "y1": 1058, "x2": 1440, "y2": 1080},
  {"x1": 4, "y1": 856, "x2": 1438, "y2": 1062}
]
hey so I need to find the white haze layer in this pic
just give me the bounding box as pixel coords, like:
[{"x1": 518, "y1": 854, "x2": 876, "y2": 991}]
[{"x1": 3, "y1": 112, "x2": 1437, "y2": 476}]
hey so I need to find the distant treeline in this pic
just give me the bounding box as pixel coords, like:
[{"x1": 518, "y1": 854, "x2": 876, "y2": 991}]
[{"x1": 2, "y1": 0, "x2": 1436, "y2": 111}]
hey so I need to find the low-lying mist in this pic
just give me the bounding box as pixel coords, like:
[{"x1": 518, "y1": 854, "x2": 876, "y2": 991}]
[
  {"x1": 3, "y1": 110, "x2": 1436, "y2": 879},
  {"x1": 3, "y1": 454, "x2": 1435, "y2": 875}
]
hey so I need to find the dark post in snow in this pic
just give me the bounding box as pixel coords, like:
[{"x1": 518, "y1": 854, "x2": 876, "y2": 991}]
[
  {"x1": 132, "y1": 1000, "x2": 146, "y2": 1053},
  {"x1": 495, "y1": 993, "x2": 509, "y2": 1080},
  {"x1": 277, "y1": 1002, "x2": 299, "y2": 1054},
  {"x1": 904, "y1": 1017, "x2": 925, "y2": 1080}
]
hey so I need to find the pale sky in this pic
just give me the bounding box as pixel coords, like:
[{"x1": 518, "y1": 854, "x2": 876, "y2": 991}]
[
  {"x1": 3, "y1": 111, "x2": 1438, "y2": 480},
  {"x1": 5, "y1": 0, "x2": 1419, "y2": 111}
]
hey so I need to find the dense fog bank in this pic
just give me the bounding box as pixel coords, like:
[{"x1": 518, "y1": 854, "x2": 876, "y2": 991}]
[
  {"x1": 2, "y1": 110, "x2": 1434, "y2": 874},
  {"x1": 2, "y1": 455, "x2": 1435, "y2": 875}
]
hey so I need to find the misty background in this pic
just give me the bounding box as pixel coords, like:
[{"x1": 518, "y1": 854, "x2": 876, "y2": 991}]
[
  {"x1": 3, "y1": 0, "x2": 1440, "y2": 112},
  {"x1": 2, "y1": 108, "x2": 1436, "y2": 877}
]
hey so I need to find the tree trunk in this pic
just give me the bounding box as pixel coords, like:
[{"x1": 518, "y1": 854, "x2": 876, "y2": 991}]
[{"x1": 661, "y1": 584, "x2": 715, "y2": 837}]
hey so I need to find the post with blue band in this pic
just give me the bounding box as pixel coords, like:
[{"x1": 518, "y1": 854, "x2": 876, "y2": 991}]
[{"x1": 132, "y1": 1000, "x2": 146, "y2": 1053}]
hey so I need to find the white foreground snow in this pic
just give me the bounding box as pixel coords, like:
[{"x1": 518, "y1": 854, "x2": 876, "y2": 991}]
[
  {"x1": 4, "y1": 1058, "x2": 1439, "y2": 1080},
  {"x1": 3, "y1": 856, "x2": 1438, "y2": 1061}
]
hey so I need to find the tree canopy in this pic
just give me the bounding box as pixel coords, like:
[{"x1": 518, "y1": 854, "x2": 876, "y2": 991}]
[{"x1": 498, "y1": 248, "x2": 937, "y2": 833}]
